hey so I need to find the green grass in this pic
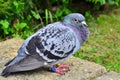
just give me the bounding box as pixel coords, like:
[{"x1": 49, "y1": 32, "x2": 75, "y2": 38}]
[{"x1": 74, "y1": 8, "x2": 120, "y2": 73}]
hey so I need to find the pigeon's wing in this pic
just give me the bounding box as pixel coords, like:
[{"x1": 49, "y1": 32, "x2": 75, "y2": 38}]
[{"x1": 24, "y1": 22, "x2": 77, "y2": 64}]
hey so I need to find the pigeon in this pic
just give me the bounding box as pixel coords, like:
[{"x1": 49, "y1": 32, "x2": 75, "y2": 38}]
[{"x1": 1, "y1": 13, "x2": 90, "y2": 77}]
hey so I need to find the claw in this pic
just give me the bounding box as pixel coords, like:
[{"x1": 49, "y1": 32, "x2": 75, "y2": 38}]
[{"x1": 50, "y1": 64, "x2": 71, "y2": 75}]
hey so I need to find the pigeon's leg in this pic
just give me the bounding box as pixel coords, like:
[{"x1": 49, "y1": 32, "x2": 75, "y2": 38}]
[{"x1": 50, "y1": 64, "x2": 71, "y2": 75}]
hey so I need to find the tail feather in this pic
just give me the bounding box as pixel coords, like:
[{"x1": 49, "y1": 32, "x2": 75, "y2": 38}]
[
  {"x1": 1, "y1": 67, "x2": 11, "y2": 77},
  {"x1": 5, "y1": 57, "x2": 15, "y2": 66},
  {"x1": 1, "y1": 54, "x2": 45, "y2": 77}
]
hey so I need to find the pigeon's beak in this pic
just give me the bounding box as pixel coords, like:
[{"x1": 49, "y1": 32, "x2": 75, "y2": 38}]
[{"x1": 81, "y1": 21, "x2": 88, "y2": 27}]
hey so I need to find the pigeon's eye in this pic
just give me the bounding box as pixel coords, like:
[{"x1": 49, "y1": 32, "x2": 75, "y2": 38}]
[{"x1": 73, "y1": 18, "x2": 79, "y2": 23}]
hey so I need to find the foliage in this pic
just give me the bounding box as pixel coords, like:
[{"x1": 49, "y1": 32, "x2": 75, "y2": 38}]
[
  {"x1": 0, "y1": 0, "x2": 73, "y2": 40},
  {"x1": 0, "y1": 0, "x2": 32, "y2": 39},
  {"x1": 86, "y1": 0, "x2": 120, "y2": 10},
  {"x1": 1, "y1": 0, "x2": 120, "y2": 40},
  {"x1": 86, "y1": 0, "x2": 106, "y2": 5},
  {"x1": 86, "y1": 0, "x2": 120, "y2": 5}
]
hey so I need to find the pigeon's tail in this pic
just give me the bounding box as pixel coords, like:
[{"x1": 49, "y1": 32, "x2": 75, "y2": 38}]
[{"x1": 1, "y1": 67, "x2": 11, "y2": 77}]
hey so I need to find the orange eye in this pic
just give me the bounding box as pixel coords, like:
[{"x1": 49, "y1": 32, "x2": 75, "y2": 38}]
[{"x1": 74, "y1": 18, "x2": 78, "y2": 23}]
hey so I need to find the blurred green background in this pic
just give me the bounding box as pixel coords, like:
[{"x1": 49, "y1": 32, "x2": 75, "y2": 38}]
[{"x1": 0, "y1": 0, "x2": 120, "y2": 72}]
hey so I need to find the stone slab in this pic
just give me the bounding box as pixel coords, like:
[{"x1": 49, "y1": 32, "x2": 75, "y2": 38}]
[{"x1": 94, "y1": 71, "x2": 120, "y2": 80}]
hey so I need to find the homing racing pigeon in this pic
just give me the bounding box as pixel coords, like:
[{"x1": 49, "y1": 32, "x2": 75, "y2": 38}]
[{"x1": 1, "y1": 13, "x2": 90, "y2": 77}]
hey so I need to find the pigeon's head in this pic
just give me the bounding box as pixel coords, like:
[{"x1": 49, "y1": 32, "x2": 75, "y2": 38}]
[{"x1": 62, "y1": 13, "x2": 88, "y2": 29}]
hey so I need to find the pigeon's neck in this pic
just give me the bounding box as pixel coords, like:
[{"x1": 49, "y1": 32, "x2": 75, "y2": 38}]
[
  {"x1": 78, "y1": 27, "x2": 89, "y2": 44},
  {"x1": 61, "y1": 22, "x2": 89, "y2": 45}
]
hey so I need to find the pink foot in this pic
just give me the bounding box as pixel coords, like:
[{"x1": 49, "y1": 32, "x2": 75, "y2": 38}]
[{"x1": 50, "y1": 64, "x2": 72, "y2": 75}]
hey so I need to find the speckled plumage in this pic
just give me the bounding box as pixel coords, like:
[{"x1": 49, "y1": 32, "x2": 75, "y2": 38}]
[{"x1": 1, "y1": 13, "x2": 90, "y2": 77}]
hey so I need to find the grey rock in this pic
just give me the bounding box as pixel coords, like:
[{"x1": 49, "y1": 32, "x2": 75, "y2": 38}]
[
  {"x1": 94, "y1": 71, "x2": 120, "y2": 80},
  {"x1": 0, "y1": 38, "x2": 107, "y2": 80}
]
